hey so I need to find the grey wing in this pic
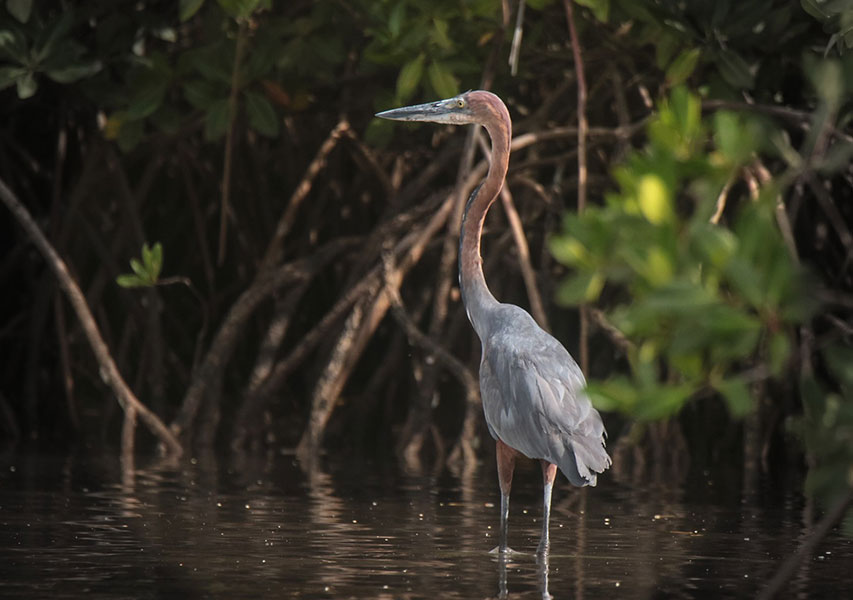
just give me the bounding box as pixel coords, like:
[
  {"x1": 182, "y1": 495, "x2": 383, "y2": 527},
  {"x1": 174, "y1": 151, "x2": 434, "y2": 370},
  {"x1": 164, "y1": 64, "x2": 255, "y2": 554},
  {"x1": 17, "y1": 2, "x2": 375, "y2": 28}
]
[{"x1": 480, "y1": 329, "x2": 611, "y2": 487}]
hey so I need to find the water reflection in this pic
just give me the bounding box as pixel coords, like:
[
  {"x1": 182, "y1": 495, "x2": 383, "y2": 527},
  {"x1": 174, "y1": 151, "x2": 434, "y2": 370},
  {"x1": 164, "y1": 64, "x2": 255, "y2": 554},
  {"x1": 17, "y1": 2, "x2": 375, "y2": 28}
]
[
  {"x1": 493, "y1": 553, "x2": 552, "y2": 600},
  {"x1": 0, "y1": 449, "x2": 851, "y2": 599}
]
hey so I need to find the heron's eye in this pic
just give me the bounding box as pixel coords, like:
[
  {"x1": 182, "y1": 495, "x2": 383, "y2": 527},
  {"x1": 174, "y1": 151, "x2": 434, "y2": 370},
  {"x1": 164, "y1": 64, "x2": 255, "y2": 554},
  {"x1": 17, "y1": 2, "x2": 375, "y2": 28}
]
[{"x1": 456, "y1": 99, "x2": 465, "y2": 108}]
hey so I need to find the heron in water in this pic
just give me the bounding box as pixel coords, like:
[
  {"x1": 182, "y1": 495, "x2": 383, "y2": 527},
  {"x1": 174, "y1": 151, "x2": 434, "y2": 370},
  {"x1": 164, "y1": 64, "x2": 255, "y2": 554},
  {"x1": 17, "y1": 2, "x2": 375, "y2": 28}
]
[{"x1": 377, "y1": 90, "x2": 610, "y2": 555}]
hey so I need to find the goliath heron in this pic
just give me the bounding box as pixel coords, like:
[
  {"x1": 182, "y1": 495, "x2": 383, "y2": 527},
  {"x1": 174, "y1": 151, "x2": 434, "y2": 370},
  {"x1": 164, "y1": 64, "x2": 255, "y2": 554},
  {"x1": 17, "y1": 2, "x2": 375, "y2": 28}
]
[{"x1": 377, "y1": 90, "x2": 610, "y2": 554}]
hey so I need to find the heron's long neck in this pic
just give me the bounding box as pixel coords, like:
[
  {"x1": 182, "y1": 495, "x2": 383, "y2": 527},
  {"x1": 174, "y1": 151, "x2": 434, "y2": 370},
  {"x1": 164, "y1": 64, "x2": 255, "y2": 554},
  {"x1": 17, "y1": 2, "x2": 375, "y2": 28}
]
[{"x1": 459, "y1": 119, "x2": 510, "y2": 338}]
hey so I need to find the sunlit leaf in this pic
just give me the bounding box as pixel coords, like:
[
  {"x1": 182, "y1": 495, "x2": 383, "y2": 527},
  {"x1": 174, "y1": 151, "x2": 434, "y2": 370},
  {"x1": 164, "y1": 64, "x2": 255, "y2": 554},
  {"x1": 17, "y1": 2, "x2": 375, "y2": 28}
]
[
  {"x1": 666, "y1": 48, "x2": 700, "y2": 85},
  {"x1": 430, "y1": 19, "x2": 453, "y2": 50},
  {"x1": 715, "y1": 376, "x2": 753, "y2": 417},
  {"x1": 550, "y1": 234, "x2": 590, "y2": 266},
  {"x1": 427, "y1": 61, "x2": 458, "y2": 99},
  {"x1": 116, "y1": 274, "x2": 148, "y2": 288},
  {"x1": 713, "y1": 111, "x2": 759, "y2": 164},
  {"x1": 396, "y1": 54, "x2": 425, "y2": 103},
  {"x1": 637, "y1": 174, "x2": 673, "y2": 225},
  {"x1": 556, "y1": 270, "x2": 604, "y2": 304}
]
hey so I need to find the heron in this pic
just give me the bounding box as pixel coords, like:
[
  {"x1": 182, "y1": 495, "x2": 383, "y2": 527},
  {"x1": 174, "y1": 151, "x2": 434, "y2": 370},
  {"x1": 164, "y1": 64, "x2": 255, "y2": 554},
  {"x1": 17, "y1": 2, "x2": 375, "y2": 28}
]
[{"x1": 377, "y1": 90, "x2": 610, "y2": 555}]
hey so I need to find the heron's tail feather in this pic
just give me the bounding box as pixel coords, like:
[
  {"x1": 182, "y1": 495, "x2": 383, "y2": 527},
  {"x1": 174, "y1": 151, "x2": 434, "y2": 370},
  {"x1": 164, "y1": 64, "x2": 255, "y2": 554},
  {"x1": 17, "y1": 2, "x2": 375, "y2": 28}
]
[{"x1": 562, "y1": 437, "x2": 611, "y2": 487}]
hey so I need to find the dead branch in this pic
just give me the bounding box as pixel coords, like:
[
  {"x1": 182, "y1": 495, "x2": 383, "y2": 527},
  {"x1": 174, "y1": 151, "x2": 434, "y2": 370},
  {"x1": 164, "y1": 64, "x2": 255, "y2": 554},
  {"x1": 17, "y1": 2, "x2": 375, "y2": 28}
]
[
  {"x1": 261, "y1": 119, "x2": 352, "y2": 272},
  {"x1": 0, "y1": 177, "x2": 183, "y2": 457},
  {"x1": 171, "y1": 237, "x2": 358, "y2": 438}
]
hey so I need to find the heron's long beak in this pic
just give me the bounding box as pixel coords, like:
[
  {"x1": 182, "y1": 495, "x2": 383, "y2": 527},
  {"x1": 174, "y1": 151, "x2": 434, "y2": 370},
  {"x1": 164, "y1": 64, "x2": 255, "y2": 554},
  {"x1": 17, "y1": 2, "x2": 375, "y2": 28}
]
[
  {"x1": 375, "y1": 100, "x2": 451, "y2": 123},
  {"x1": 376, "y1": 95, "x2": 474, "y2": 125}
]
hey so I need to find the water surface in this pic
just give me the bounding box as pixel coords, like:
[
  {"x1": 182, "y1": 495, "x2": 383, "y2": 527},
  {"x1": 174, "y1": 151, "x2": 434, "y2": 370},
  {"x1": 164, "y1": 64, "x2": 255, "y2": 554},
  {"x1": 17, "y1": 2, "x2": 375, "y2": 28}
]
[{"x1": 1, "y1": 450, "x2": 850, "y2": 598}]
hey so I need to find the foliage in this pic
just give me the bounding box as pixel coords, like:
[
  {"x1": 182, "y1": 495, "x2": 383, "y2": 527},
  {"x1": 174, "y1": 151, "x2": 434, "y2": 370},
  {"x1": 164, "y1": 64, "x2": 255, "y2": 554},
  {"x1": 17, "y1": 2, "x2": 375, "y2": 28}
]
[
  {"x1": 551, "y1": 0, "x2": 853, "y2": 519},
  {"x1": 0, "y1": 6, "x2": 101, "y2": 98},
  {"x1": 552, "y1": 86, "x2": 811, "y2": 419},
  {"x1": 798, "y1": 345, "x2": 853, "y2": 534},
  {"x1": 116, "y1": 242, "x2": 163, "y2": 288}
]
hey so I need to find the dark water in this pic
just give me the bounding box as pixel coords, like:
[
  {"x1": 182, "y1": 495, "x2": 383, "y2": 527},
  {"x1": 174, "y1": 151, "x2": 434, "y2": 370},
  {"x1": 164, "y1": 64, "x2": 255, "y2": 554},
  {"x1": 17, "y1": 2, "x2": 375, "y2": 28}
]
[{"x1": 1, "y1": 449, "x2": 851, "y2": 599}]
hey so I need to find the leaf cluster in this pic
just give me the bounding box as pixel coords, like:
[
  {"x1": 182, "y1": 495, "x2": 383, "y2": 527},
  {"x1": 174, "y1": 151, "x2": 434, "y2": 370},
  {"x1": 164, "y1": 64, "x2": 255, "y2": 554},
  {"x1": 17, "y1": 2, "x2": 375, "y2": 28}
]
[{"x1": 552, "y1": 87, "x2": 810, "y2": 419}]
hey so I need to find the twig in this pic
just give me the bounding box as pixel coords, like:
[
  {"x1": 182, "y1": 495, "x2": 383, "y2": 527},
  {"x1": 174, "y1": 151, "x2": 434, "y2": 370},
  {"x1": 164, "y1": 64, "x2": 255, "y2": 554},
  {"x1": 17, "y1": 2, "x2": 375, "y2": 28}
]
[
  {"x1": 564, "y1": 0, "x2": 590, "y2": 373},
  {"x1": 509, "y1": 0, "x2": 526, "y2": 76},
  {"x1": 218, "y1": 20, "x2": 249, "y2": 265},
  {"x1": 752, "y1": 159, "x2": 801, "y2": 265},
  {"x1": 261, "y1": 119, "x2": 352, "y2": 272},
  {"x1": 710, "y1": 174, "x2": 733, "y2": 224},
  {"x1": 702, "y1": 99, "x2": 853, "y2": 143},
  {"x1": 297, "y1": 187, "x2": 456, "y2": 461},
  {"x1": 806, "y1": 173, "x2": 853, "y2": 271},
  {"x1": 382, "y1": 253, "x2": 479, "y2": 403},
  {"x1": 0, "y1": 177, "x2": 183, "y2": 457},
  {"x1": 588, "y1": 307, "x2": 634, "y2": 355}
]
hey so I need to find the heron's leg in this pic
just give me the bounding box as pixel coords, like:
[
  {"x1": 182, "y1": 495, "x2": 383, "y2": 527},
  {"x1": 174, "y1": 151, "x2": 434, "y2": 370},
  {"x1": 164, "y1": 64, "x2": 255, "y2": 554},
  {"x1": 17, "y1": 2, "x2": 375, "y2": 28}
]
[
  {"x1": 494, "y1": 439, "x2": 517, "y2": 554},
  {"x1": 537, "y1": 461, "x2": 558, "y2": 555}
]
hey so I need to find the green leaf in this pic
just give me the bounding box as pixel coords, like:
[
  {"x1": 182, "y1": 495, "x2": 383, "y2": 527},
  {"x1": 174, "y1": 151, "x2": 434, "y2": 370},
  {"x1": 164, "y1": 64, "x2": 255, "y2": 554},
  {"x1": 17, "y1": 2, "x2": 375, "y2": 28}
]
[
  {"x1": 180, "y1": 0, "x2": 206, "y2": 21},
  {"x1": 204, "y1": 98, "x2": 231, "y2": 141},
  {"x1": 715, "y1": 376, "x2": 753, "y2": 417},
  {"x1": 36, "y1": 11, "x2": 74, "y2": 64},
  {"x1": 130, "y1": 257, "x2": 147, "y2": 279},
  {"x1": 15, "y1": 71, "x2": 36, "y2": 99},
  {"x1": 556, "y1": 270, "x2": 605, "y2": 304},
  {"x1": 575, "y1": 0, "x2": 610, "y2": 23},
  {"x1": 0, "y1": 66, "x2": 25, "y2": 90},
  {"x1": 217, "y1": 0, "x2": 261, "y2": 18},
  {"x1": 396, "y1": 54, "x2": 425, "y2": 104},
  {"x1": 427, "y1": 61, "x2": 458, "y2": 99},
  {"x1": 713, "y1": 111, "x2": 757, "y2": 164},
  {"x1": 715, "y1": 48, "x2": 755, "y2": 89},
  {"x1": 801, "y1": 0, "x2": 831, "y2": 22},
  {"x1": 126, "y1": 81, "x2": 168, "y2": 120},
  {"x1": 183, "y1": 79, "x2": 219, "y2": 110},
  {"x1": 666, "y1": 48, "x2": 701, "y2": 85},
  {"x1": 388, "y1": 2, "x2": 405, "y2": 38},
  {"x1": 144, "y1": 242, "x2": 163, "y2": 281},
  {"x1": 116, "y1": 274, "x2": 148, "y2": 288},
  {"x1": 45, "y1": 61, "x2": 102, "y2": 84},
  {"x1": 244, "y1": 90, "x2": 279, "y2": 137},
  {"x1": 430, "y1": 19, "x2": 453, "y2": 50},
  {"x1": 769, "y1": 332, "x2": 791, "y2": 375},
  {"x1": 117, "y1": 118, "x2": 144, "y2": 152},
  {"x1": 0, "y1": 29, "x2": 27, "y2": 62},
  {"x1": 6, "y1": 0, "x2": 32, "y2": 23},
  {"x1": 637, "y1": 174, "x2": 673, "y2": 225}
]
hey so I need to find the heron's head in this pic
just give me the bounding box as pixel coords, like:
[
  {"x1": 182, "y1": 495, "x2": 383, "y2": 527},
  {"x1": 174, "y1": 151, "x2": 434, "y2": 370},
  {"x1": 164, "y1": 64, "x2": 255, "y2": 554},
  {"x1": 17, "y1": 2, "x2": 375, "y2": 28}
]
[{"x1": 376, "y1": 90, "x2": 505, "y2": 127}]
